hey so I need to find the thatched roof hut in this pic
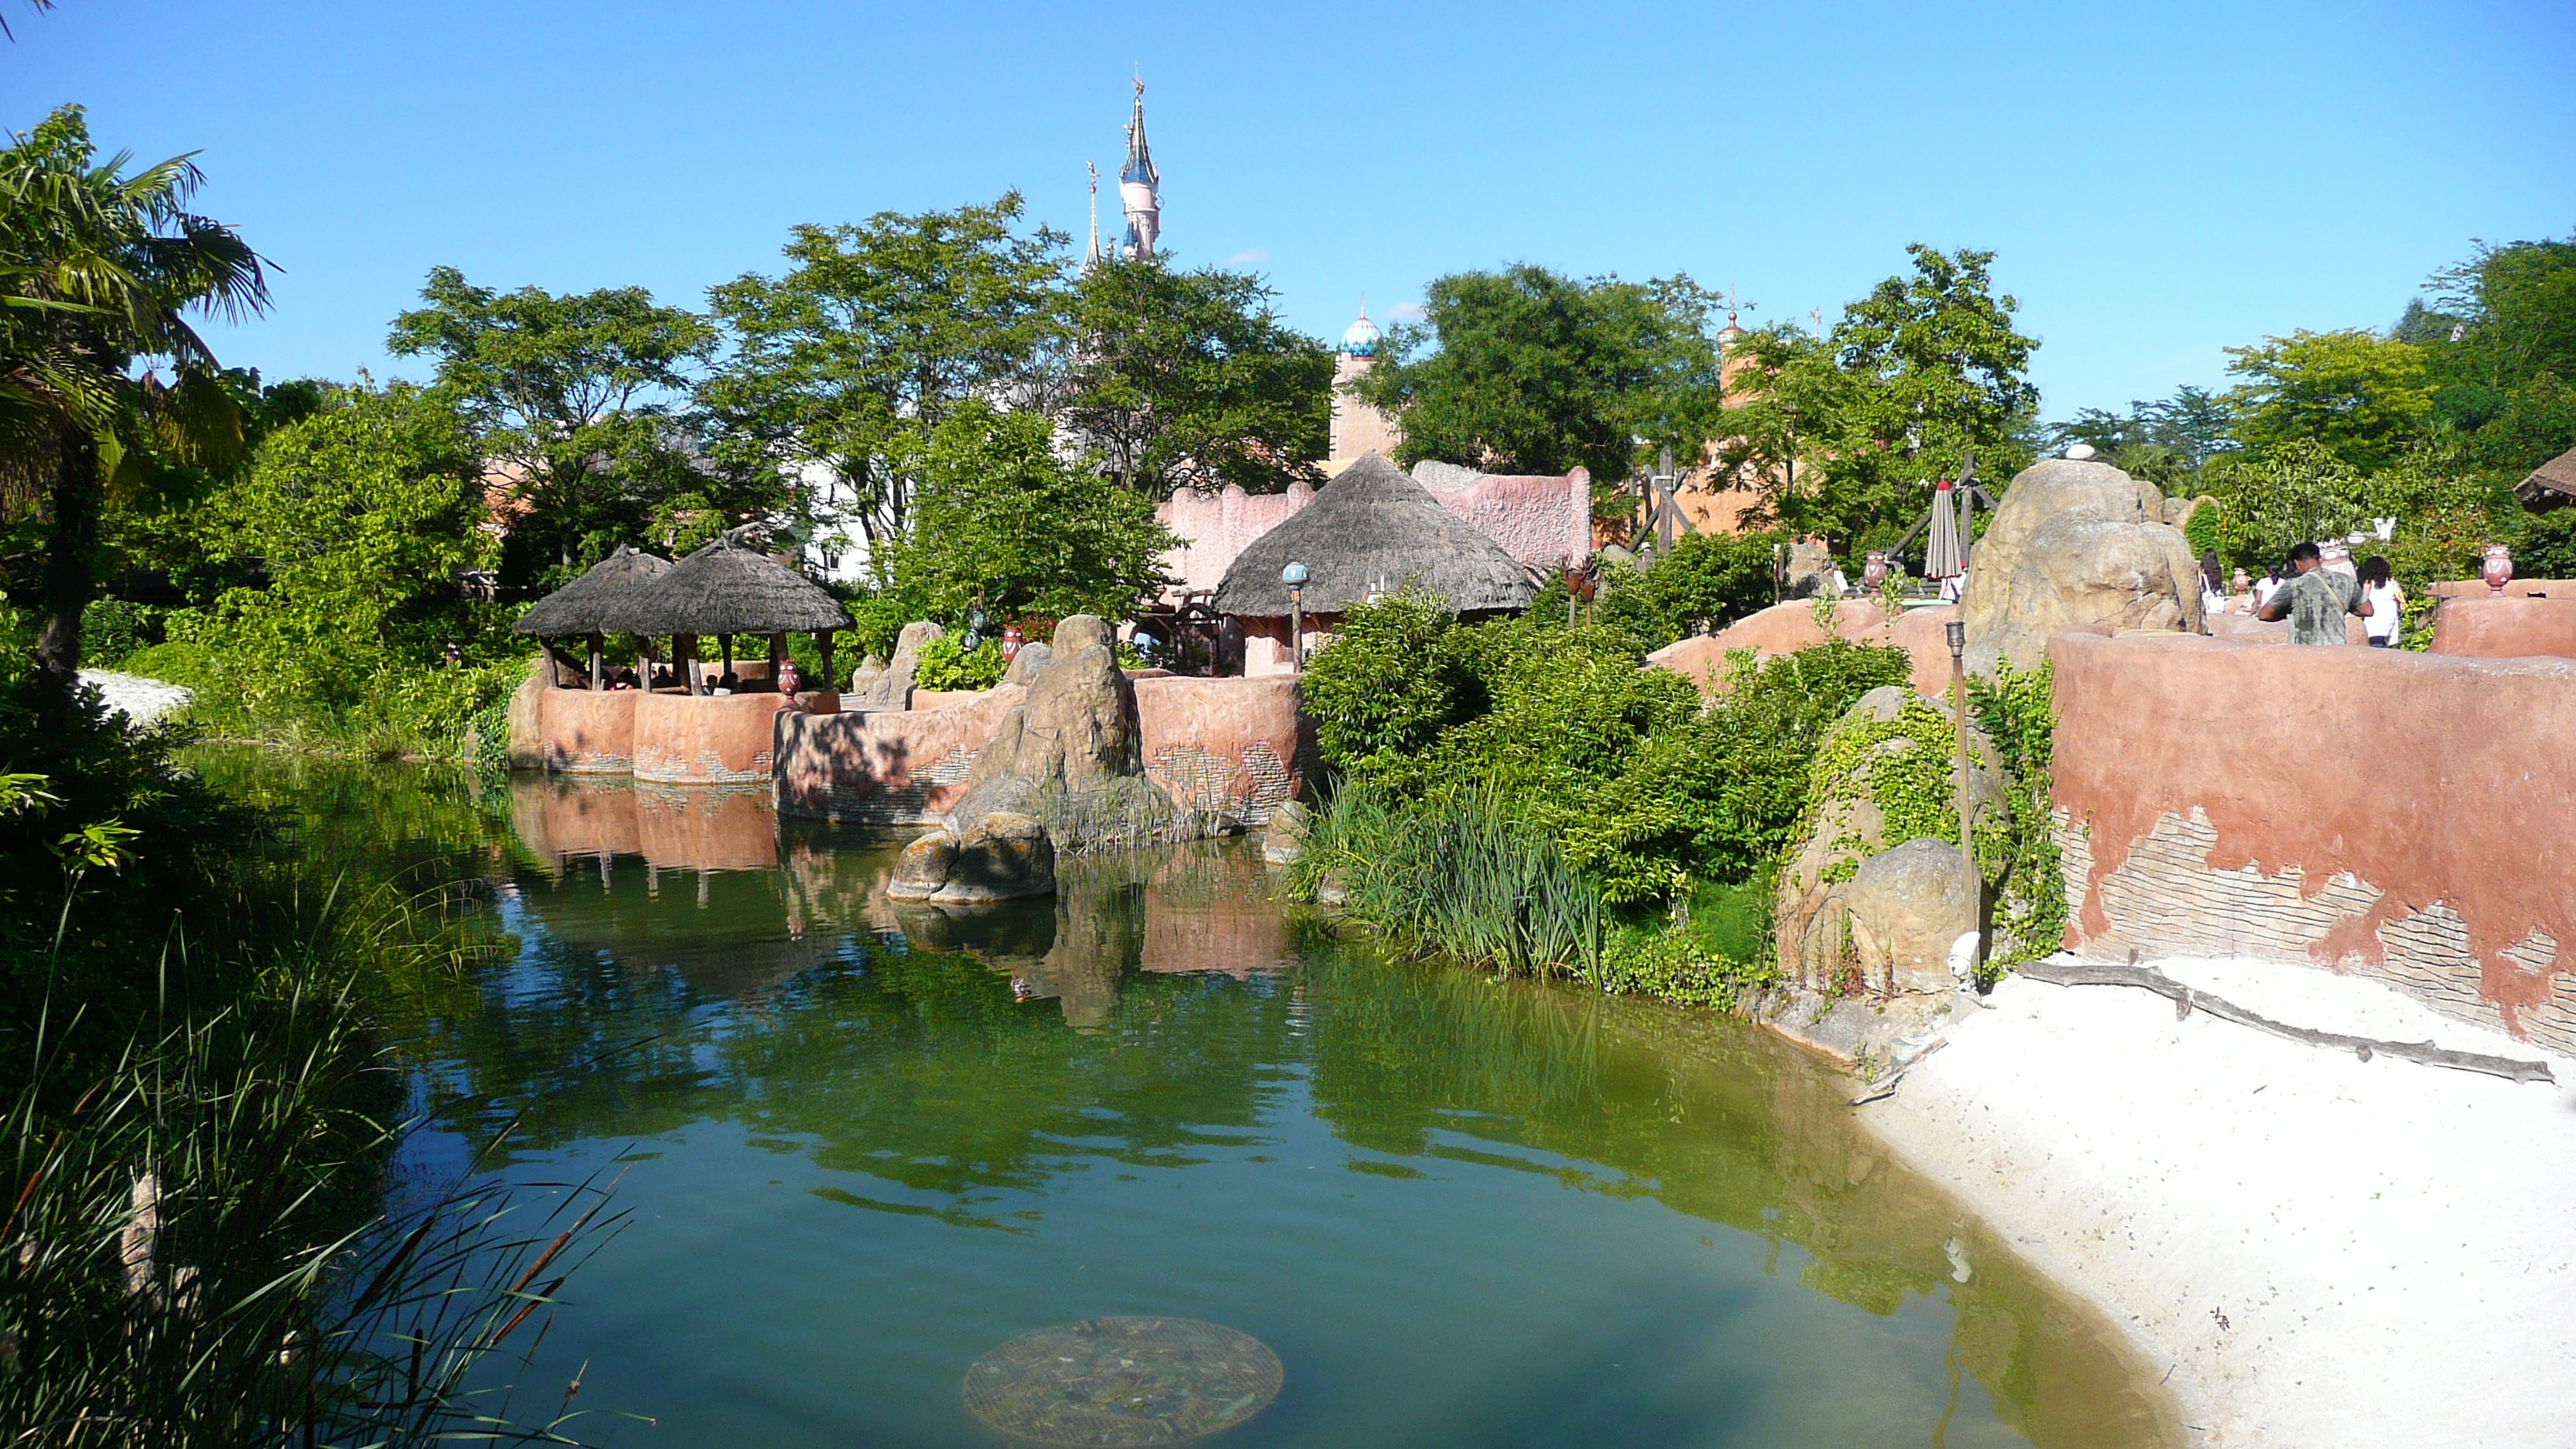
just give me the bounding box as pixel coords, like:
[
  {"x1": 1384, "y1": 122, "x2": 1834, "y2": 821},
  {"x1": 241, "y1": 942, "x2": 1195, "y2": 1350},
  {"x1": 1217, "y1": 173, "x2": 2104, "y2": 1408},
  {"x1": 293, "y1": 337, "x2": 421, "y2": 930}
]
[
  {"x1": 598, "y1": 537, "x2": 854, "y2": 637},
  {"x1": 1212, "y1": 452, "x2": 1535, "y2": 617},
  {"x1": 2518, "y1": 446, "x2": 2576, "y2": 509},
  {"x1": 514, "y1": 546, "x2": 672, "y2": 637}
]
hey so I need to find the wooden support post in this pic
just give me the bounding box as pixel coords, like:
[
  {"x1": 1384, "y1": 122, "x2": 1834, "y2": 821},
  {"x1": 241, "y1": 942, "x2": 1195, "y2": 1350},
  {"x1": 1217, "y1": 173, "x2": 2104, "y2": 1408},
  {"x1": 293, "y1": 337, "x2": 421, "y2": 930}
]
[
  {"x1": 588, "y1": 632, "x2": 605, "y2": 691},
  {"x1": 818, "y1": 631, "x2": 837, "y2": 692},
  {"x1": 768, "y1": 632, "x2": 787, "y2": 692},
  {"x1": 676, "y1": 634, "x2": 704, "y2": 696}
]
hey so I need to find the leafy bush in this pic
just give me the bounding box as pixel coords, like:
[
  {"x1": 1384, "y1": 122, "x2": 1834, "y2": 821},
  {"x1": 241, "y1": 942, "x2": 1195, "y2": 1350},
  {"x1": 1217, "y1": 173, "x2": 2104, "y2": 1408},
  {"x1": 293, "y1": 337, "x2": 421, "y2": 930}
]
[
  {"x1": 912, "y1": 633, "x2": 1006, "y2": 691},
  {"x1": 1968, "y1": 657, "x2": 2066, "y2": 967},
  {"x1": 1591, "y1": 529, "x2": 1787, "y2": 649},
  {"x1": 77, "y1": 598, "x2": 160, "y2": 666}
]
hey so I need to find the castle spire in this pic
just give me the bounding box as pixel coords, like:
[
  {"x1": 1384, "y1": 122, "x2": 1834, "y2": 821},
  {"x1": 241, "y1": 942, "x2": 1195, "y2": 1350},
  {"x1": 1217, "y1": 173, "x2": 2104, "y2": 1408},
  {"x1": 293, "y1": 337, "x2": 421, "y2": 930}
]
[
  {"x1": 1118, "y1": 72, "x2": 1160, "y2": 259},
  {"x1": 1084, "y1": 160, "x2": 1102, "y2": 269}
]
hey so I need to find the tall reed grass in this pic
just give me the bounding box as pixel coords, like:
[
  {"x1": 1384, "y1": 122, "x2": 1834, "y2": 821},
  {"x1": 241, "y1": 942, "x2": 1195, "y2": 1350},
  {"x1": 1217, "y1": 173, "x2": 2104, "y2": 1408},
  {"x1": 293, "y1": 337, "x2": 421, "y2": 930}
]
[
  {"x1": 2, "y1": 879, "x2": 623, "y2": 1447},
  {"x1": 1289, "y1": 783, "x2": 1605, "y2": 980}
]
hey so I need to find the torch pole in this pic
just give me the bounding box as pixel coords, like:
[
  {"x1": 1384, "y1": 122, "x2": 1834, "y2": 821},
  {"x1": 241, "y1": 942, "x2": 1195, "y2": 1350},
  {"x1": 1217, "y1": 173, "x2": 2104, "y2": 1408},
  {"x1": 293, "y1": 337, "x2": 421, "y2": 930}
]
[
  {"x1": 1947, "y1": 619, "x2": 1979, "y2": 978},
  {"x1": 1290, "y1": 586, "x2": 1303, "y2": 675}
]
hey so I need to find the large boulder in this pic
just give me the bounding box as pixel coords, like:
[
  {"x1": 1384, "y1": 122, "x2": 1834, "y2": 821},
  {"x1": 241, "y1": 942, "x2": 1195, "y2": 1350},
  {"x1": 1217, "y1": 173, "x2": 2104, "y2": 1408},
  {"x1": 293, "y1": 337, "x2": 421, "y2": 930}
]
[
  {"x1": 1774, "y1": 686, "x2": 2001, "y2": 989},
  {"x1": 882, "y1": 813, "x2": 1057, "y2": 904},
  {"x1": 847, "y1": 620, "x2": 945, "y2": 710},
  {"x1": 1783, "y1": 538, "x2": 1843, "y2": 600},
  {"x1": 1842, "y1": 837, "x2": 1978, "y2": 996},
  {"x1": 948, "y1": 615, "x2": 1176, "y2": 845},
  {"x1": 1960, "y1": 457, "x2": 2204, "y2": 674},
  {"x1": 1260, "y1": 798, "x2": 1310, "y2": 865},
  {"x1": 999, "y1": 639, "x2": 1054, "y2": 686}
]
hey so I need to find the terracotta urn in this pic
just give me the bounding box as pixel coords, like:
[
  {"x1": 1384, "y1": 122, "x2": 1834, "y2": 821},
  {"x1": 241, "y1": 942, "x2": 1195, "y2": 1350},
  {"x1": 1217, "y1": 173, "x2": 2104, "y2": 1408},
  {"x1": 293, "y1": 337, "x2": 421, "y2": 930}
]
[
  {"x1": 776, "y1": 660, "x2": 801, "y2": 695},
  {"x1": 2483, "y1": 544, "x2": 2514, "y2": 594},
  {"x1": 1000, "y1": 625, "x2": 1024, "y2": 661},
  {"x1": 1862, "y1": 550, "x2": 1890, "y2": 591}
]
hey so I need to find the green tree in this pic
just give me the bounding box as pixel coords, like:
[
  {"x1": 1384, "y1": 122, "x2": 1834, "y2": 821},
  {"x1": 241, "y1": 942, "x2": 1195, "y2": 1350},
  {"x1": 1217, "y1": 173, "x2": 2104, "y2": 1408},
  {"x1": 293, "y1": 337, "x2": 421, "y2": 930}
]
[
  {"x1": 2223, "y1": 328, "x2": 2432, "y2": 470},
  {"x1": 872, "y1": 403, "x2": 1173, "y2": 625},
  {"x1": 1717, "y1": 246, "x2": 2038, "y2": 545},
  {"x1": 387, "y1": 266, "x2": 719, "y2": 589},
  {"x1": 2415, "y1": 235, "x2": 2576, "y2": 471},
  {"x1": 202, "y1": 382, "x2": 486, "y2": 659},
  {"x1": 702, "y1": 194, "x2": 1067, "y2": 553},
  {"x1": 1059, "y1": 257, "x2": 1331, "y2": 496},
  {"x1": 1347, "y1": 265, "x2": 1725, "y2": 482},
  {"x1": 0, "y1": 106, "x2": 266, "y2": 704}
]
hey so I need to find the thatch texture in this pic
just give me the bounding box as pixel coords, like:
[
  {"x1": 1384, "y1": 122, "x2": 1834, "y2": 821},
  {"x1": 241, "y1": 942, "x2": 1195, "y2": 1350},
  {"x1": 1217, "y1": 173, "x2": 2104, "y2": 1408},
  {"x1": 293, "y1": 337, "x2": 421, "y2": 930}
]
[
  {"x1": 513, "y1": 545, "x2": 671, "y2": 637},
  {"x1": 598, "y1": 539, "x2": 854, "y2": 635},
  {"x1": 1212, "y1": 452, "x2": 1534, "y2": 617},
  {"x1": 2517, "y1": 446, "x2": 2576, "y2": 507}
]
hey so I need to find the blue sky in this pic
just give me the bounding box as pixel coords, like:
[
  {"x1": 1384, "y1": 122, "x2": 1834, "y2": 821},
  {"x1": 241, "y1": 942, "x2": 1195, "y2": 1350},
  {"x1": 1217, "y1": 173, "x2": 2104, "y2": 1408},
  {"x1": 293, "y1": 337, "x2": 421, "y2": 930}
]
[{"x1": 5, "y1": 0, "x2": 2569, "y2": 420}]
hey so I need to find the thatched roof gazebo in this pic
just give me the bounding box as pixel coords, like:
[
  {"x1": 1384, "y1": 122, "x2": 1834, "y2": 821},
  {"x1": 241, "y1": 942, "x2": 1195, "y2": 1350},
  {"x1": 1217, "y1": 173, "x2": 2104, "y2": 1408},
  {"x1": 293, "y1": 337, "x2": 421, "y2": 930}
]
[
  {"x1": 514, "y1": 545, "x2": 670, "y2": 689},
  {"x1": 1213, "y1": 452, "x2": 1535, "y2": 619},
  {"x1": 597, "y1": 533, "x2": 855, "y2": 696},
  {"x1": 2518, "y1": 446, "x2": 2576, "y2": 511}
]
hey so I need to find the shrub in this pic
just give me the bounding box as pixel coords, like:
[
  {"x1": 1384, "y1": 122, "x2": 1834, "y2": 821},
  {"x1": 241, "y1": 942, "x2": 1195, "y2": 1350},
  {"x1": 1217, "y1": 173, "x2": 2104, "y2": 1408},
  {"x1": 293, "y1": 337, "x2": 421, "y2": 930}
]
[
  {"x1": 78, "y1": 598, "x2": 159, "y2": 666},
  {"x1": 911, "y1": 633, "x2": 1006, "y2": 691}
]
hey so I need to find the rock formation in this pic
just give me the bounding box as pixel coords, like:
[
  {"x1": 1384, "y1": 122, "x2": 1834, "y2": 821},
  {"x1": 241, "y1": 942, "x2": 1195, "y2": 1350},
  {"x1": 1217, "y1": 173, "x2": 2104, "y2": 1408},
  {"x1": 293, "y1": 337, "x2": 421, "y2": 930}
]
[
  {"x1": 999, "y1": 639, "x2": 1053, "y2": 686},
  {"x1": 947, "y1": 615, "x2": 1176, "y2": 847},
  {"x1": 846, "y1": 620, "x2": 946, "y2": 710},
  {"x1": 1783, "y1": 538, "x2": 1844, "y2": 600},
  {"x1": 882, "y1": 811, "x2": 1057, "y2": 905},
  {"x1": 1260, "y1": 799, "x2": 1310, "y2": 865},
  {"x1": 1841, "y1": 837, "x2": 1978, "y2": 996},
  {"x1": 1773, "y1": 687, "x2": 2000, "y2": 991},
  {"x1": 1959, "y1": 457, "x2": 2203, "y2": 674}
]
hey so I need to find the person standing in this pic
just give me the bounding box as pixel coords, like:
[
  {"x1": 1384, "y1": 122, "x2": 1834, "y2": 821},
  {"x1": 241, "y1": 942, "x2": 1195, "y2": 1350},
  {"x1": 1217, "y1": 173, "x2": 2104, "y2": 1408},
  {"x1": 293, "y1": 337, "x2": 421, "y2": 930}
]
[
  {"x1": 2358, "y1": 557, "x2": 2405, "y2": 648},
  {"x1": 2197, "y1": 550, "x2": 2227, "y2": 617},
  {"x1": 2256, "y1": 542, "x2": 2370, "y2": 645},
  {"x1": 2251, "y1": 561, "x2": 2287, "y2": 613}
]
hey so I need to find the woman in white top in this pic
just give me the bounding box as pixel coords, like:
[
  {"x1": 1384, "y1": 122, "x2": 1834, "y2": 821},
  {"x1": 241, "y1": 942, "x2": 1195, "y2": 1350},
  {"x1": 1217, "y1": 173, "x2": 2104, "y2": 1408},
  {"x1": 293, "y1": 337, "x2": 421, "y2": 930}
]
[{"x1": 2358, "y1": 556, "x2": 2404, "y2": 647}]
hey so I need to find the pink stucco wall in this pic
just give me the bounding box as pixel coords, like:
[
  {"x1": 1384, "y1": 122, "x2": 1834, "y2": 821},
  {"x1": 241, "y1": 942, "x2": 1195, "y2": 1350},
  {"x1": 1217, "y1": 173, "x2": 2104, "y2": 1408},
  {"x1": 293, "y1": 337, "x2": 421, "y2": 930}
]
[
  {"x1": 2050, "y1": 630, "x2": 2576, "y2": 1055},
  {"x1": 1133, "y1": 675, "x2": 1305, "y2": 822},
  {"x1": 773, "y1": 685, "x2": 1029, "y2": 824},
  {"x1": 633, "y1": 690, "x2": 807, "y2": 784},
  {"x1": 1646, "y1": 601, "x2": 1961, "y2": 701},
  {"x1": 2430, "y1": 595, "x2": 2576, "y2": 659},
  {"x1": 2429, "y1": 578, "x2": 2576, "y2": 598},
  {"x1": 532, "y1": 687, "x2": 639, "y2": 773},
  {"x1": 1154, "y1": 467, "x2": 1590, "y2": 605},
  {"x1": 774, "y1": 676, "x2": 1305, "y2": 827}
]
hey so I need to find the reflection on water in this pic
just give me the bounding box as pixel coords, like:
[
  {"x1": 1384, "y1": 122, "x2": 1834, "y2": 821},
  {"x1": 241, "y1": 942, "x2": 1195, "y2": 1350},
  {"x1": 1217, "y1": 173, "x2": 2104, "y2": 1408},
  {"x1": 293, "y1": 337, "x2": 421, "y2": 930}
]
[{"x1": 190, "y1": 750, "x2": 2180, "y2": 1449}]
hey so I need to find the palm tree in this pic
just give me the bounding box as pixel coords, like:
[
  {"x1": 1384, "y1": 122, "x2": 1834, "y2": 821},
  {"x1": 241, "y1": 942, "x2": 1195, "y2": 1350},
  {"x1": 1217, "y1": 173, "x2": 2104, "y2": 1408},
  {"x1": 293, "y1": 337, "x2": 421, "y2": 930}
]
[{"x1": 0, "y1": 104, "x2": 267, "y2": 710}]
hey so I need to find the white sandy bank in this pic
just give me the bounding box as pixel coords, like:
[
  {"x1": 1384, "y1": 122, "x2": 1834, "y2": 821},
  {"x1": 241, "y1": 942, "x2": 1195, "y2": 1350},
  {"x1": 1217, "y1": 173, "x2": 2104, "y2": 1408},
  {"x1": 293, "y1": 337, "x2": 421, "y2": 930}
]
[
  {"x1": 1859, "y1": 956, "x2": 2576, "y2": 1448},
  {"x1": 78, "y1": 669, "x2": 192, "y2": 727}
]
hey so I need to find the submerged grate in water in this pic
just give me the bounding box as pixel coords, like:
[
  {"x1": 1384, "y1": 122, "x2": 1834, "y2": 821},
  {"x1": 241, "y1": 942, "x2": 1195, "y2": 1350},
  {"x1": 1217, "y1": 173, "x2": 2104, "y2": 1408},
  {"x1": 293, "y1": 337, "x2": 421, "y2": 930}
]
[{"x1": 963, "y1": 1316, "x2": 1283, "y2": 1446}]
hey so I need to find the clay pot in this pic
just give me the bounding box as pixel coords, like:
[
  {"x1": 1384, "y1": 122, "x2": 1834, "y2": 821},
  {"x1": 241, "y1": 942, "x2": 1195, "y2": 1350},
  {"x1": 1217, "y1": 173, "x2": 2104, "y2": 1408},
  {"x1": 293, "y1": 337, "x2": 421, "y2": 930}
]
[{"x1": 2484, "y1": 545, "x2": 2514, "y2": 594}]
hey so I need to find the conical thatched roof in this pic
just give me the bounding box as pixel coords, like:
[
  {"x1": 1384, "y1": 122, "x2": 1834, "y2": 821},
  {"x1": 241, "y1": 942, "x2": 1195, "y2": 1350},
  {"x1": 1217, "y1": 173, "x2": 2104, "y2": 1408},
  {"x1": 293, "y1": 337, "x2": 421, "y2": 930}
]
[
  {"x1": 596, "y1": 538, "x2": 854, "y2": 635},
  {"x1": 513, "y1": 545, "x2": 671, "y2": 637},
  {"x1": 2518, "y1": 446, "x2": 2576, "y2": 508},
  {"x1": 1213, "y1": 452, "x2": 1534, "y2": 617}
]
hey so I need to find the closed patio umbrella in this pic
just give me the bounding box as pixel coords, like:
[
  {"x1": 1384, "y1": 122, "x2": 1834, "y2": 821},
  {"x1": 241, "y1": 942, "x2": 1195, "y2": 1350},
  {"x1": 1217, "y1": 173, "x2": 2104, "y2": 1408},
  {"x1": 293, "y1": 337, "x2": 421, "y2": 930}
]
[{"x1": 1925, "y1": 478, "x2": 1965, "y2": 581}]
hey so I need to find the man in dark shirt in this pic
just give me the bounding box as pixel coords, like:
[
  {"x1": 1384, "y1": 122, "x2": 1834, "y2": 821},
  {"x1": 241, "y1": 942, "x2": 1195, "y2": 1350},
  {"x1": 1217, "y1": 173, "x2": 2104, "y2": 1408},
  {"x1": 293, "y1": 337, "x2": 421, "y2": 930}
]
[{"x1": 2256, "y1": 542, "x2": 2371, "y2": 645}]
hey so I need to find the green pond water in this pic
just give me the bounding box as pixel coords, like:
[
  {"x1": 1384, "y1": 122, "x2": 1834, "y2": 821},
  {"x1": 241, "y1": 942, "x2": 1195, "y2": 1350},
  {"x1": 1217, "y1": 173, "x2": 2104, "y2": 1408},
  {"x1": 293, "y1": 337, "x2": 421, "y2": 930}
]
[{"x1": 197, "y1": 750, "x2": 2180, "y2": 1449}]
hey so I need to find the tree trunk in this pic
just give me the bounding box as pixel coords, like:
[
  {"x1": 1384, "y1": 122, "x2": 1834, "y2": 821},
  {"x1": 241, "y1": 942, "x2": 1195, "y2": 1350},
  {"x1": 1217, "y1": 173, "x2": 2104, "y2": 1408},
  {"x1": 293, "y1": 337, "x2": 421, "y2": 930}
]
[{"x1": 32, "y1": 429, "x2": 101, "y2": 717}]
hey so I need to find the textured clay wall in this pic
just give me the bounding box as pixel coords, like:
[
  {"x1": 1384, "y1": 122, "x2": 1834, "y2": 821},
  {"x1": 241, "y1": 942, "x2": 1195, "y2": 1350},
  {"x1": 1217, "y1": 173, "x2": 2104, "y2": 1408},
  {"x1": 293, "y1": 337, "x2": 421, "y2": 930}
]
[
  {"x1": 1133, "y1": 675, "x2": 1305, "y2": 824},
  {"x1": 1154, "y1": 468, "x2": 1589, "y2": 603},
  {"x1": 2429, "y1": 595, "x2": 2576, "y2": 659},
  {"x1": 1416, "y1": 470, "x2": 1593, "y2": 572},
  {"x1": 632, "y1": 690, "x2": 802, "y2": 784},
  {"x1": 2049, "y1": 632, "x2": 2576, "y2": 1054},
  {"x1": 773, "y1": 676, "x2": 1306, "y2": 827},
  {"x1": 1648, "y1": 601, "x2": 1960, "y2": 701},
  {"x1": 532, "y1": 687, "x2": 639, "y2": 773},
  {"x1": 772, "y1": 685, "x2": 1029, "y2": 824}
]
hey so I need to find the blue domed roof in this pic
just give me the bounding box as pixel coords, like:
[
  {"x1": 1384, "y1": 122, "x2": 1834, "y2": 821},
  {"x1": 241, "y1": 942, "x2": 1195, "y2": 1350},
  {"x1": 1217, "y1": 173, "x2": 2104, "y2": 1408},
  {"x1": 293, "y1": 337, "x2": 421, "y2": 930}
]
[{"x1": 1340, "y1": 310, "x2": 1381, "y2": 357}]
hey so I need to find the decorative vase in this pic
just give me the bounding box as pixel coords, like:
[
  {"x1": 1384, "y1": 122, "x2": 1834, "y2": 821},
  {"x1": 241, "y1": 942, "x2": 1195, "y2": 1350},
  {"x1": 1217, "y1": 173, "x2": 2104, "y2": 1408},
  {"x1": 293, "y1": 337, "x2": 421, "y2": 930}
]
[
  {"x1": 2483, "y1": 545, "x2": 2514, "y2": 594},
  {"x1": 1862, "y1": 550, "x2": 1889, "y2": 591},
  {"x1": 1000, "y1": 625, "x2": 1024, "y2": 661}
]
